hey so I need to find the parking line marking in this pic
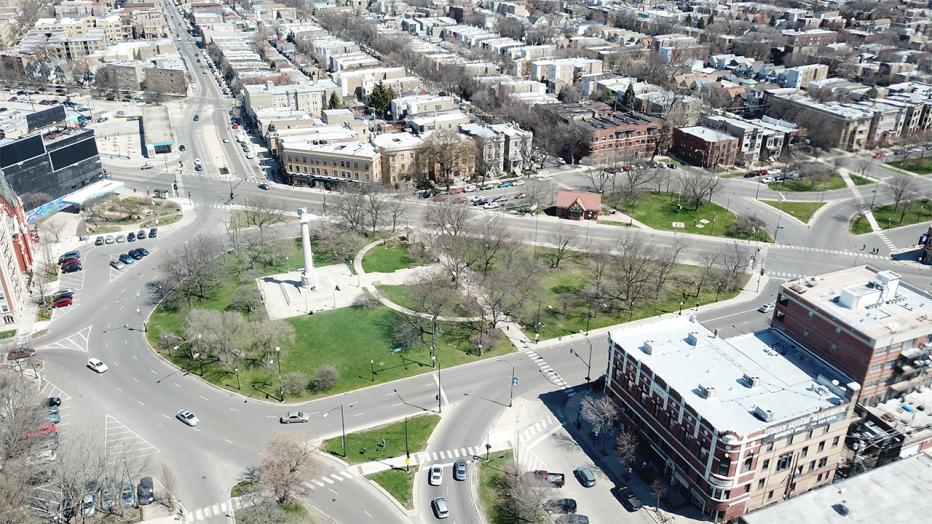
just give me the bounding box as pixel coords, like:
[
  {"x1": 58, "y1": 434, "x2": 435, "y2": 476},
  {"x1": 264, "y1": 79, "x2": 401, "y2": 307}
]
[
  {"x1": 150, "y1": 369, "x2": 157, "y2": 375},
  {"x1": 162, "y1": 414, "x2": 170, "y2": 419}
]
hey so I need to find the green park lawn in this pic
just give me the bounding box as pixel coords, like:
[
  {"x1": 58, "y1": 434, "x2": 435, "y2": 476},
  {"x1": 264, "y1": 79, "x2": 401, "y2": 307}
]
[
  {"x1": 324, "y1": 414, "x2": 440, "y2": 464},
  {"x1": 520, "y1": 253, "x2": 745, "y2": 341},
  {"x1": 0, "y1": 330, "x2": 15, "y2": 340},
  {"x1": 367, "y1": 468, "x2": 417, "y2": 509},
  {"x1": 478, "y1": 450, "x2": 515, "y2": 523},
  {"x1": 889, "y1": 158, "x2": 932, "y2": 175},
  {"x1": 375, "y1": 284, "x2": 481, "y2": 318},
  {"x1": 612, "y1": 192, "x2": 771, "y2": 241},
  {"x1": 361, "y1": 243, "x2": 418, "y2": 273},
  {"x1": 850, "y1": 199, "x2": 932, "y2": 234},
  {"x1": 760, "y1": 200, "x2": 826, "y2": 223},
  {"x1": 769, "y1": 174, "x2": 872, "y2": 192}
]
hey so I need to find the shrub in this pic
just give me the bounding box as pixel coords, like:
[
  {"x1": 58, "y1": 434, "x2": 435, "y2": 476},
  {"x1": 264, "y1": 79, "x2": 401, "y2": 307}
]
[
  {"x1": 282, "y1": 372, "x2": 309, "y2": 396},
  {"x1": 313, "y1": 365, "x2": 340, "y2": 391}
]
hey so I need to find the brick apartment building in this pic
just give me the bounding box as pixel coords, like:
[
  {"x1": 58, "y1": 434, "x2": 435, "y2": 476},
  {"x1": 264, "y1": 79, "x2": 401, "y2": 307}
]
[
  {"x1": 771, "y1": 267, "x2": 932, "y2": 407},
  {"x1": 537, "y1": 104, "x2": 666, "y2": 161},
  {"x1": 671, "y1": 126, "x2": 740, "y2": 168},
  {"x1": 605, "y1": 315, "x2": 859, "y2": 522}
]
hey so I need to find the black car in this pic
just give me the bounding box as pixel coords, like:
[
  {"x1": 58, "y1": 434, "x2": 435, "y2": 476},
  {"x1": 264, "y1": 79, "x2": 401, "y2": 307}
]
[
  {"x1": 611, "y1": 485, "x2": 643, "y2": 512},
  {"x1": 127, "y1": 232, "x2": 136, "y2": 242},
  {"x1": 137, "y1": 477, "x2": 154, "y2": 505},
  {"x1": 48, "y1": 397, "x2": 62, "y2": 407},
  {"x1": 62, "y1": 264, "x2": 82, "y2": 273},
  {"x1": 258, "y1": 183, "x2": 270, "y2": 190},
  {"x1": 179, "y1": 144, "x2": 186, "y2": 151},
  {"x1": 138, "y1": 248, "x2": 150, "y2": 257},
  {"x1": 193, "y1": 114, "x2": 199, "y2": 122},
  {"x1": 148, "y1": 228, "x2": 158, "y2": 238},
  {"x1": 129, "y1": 249, "x2": 143, "y2": 260},
  {"x1": 545, "y1": 498, "x2": 578, "y2": 514}
]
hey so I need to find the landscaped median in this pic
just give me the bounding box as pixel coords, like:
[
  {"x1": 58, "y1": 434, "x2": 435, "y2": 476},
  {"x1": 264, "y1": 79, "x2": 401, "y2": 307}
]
[
  {"x1": 850, "y1": 199, "x2": 932, "y2": 234},
  {"x1": 229, "y1": 480, "x2": 312, "y2": 523},
  {"x1": 889, "y1": 157, "x2": 932, "y2": 175},
  {"x1": 322, "y1": 415, "x2": 440, "y2": 510},
  {"x1": 760, "y1": 200, "x2": 826, "y2": 223},
  {"x1": 361, "y1": 242, "x2": 421, "y2": 273},
  {"x1": 768, "y1": 173, "x2": 872, "y2": 192}
]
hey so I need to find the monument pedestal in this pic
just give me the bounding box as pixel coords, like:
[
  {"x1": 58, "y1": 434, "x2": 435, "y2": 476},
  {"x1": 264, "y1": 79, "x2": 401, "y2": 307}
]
[{"x1": 257, "y1": 266, "x2": 364, "y2": 320}]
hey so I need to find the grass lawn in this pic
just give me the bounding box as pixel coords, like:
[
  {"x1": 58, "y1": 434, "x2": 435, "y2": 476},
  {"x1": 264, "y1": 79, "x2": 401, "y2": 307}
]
[
  {"x1": 889, "y1": 158, "x2": 932, "y2": 175},
  {"x1": 522, "y1": 253, "x2": 746, "y2": 341},
  {"x1": 140, "y1": 212, "x2": 182, "y2": 228},
  {"x1": 375, "y1": 284, "x2": 480, "y2": 317},
  {"x1": 769, "y1": 174, "x2": 873, "y2": 192},
  {"x1": 609, "y1": 192, "x2": 770, "y2": 241},
  {"x1": 478, "y1": 450, "x2": 515, "y2": 523},
  {"x1": 850, "y1": 199, "x2": 932, "y2": 234},
  {"x1": 323, "y1": 414, "x2": 439, "y2": 464},
  {"x1": 366, "y1": 468, "x2": 417, "y2": 509},
  {"x1": 760, "y1": 200, "x2": 826, "y2": 223},
  {"x1": 230, "y1": 480, "x2": 257, "y2": 498},
  {"x1": 0, "y1": 329, "x2": 15, "y2": 340},
  {"x1": 361, "y1": 243, "x2": 418, "y2": 273},
  {"x1": 235, "y1": 500, "x2": 312, "y2": 524}
]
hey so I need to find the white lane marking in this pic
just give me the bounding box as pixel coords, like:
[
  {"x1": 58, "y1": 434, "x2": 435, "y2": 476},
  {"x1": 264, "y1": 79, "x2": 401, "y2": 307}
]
[
  {"x1": 224, "y1": 439, "x2": 234, "y2": 444},
  {"x1": 150, "y1": 369, "x2": 157, "y2": 375},
  {"x1": 363, "y1": 510, "x2": 373, "y2": 518},
  {"x1": 137, "y1": 401, "x2": 145, "y2": 406},
  {"x1": 229, "y1": 407, "x2": 240, "y2": 412},
  {"x1": 133, "y1": 377, "x2": 140, "y2": 383},
  {"x1": 200, "y1": 396, "x2": 209, "y2": 401},
  {"x1": 115, "y1": 387, "x2": 122, "y2": 392},
  {"x1": 162, "y1": 414, "x2": 170, "y2": 419},
  {"x1": 321, "y1": 476, "x2": 334, "y2": 484},
  {"x1": 173, "y1": 383, "x2": 181, "y2": 388},
  {"x1": 328, "y1": 488, "x2": 338, "y2": 495},
  {"x1": 132, "y1": 354, "x2": 138, "y2": 360}
]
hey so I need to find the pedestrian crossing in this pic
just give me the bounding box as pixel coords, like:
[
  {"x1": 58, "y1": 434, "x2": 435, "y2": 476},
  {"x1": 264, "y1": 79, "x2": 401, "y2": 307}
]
[
  {"x1": 185, "y1": 497, "x2": 253, "y2": 522},
  {"x1": 774, "y1": 244, "x2": 888, "y2": 259},
  {"x1": 521, "y1": 344, "x2": 574, "y2": 396}
]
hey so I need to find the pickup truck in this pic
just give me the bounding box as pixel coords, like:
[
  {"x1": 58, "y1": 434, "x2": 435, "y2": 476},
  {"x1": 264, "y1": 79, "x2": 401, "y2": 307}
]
[{"x1": 533, "y1": 470, "x2": 565, "y2": 487}]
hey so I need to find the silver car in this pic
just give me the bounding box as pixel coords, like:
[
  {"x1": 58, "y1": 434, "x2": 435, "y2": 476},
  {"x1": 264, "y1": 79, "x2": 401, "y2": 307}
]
[
  {"x1": 176, "y1": 409, "x2": 199, "y2": 426},
  {"x1": 280, "y1": 411, "x2": 309, "y2": 424}
]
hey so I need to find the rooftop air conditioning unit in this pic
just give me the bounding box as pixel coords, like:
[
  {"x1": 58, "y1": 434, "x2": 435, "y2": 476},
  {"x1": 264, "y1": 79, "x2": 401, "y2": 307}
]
[
  {"x1": 698, "y1": 384, "x2": 715, "y2": 399},
  {"x1": 753, "y1": 406, "x2": 774, "y2": 422},
  {"x1": 642, "y1": 340, "x2": 655, "y2": 355},
  {"x1": 686, "y1": 332, "x2": 700, "y2": 346},
  {"x1": 743, "y1": 374, "x2": 759, "y2": 387}
]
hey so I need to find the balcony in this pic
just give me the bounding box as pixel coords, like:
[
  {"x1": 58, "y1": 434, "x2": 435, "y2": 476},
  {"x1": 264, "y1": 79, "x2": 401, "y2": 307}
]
[{"x1": 706, "y1": 473, "x2": 733, "y2": 489}]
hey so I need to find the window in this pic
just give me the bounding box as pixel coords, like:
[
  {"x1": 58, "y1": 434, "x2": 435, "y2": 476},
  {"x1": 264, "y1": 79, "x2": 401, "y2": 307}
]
[
  {"x1": 808, "y1": 460, "x2": 815, "y2": 471},
  {"x1": 835, "y1": 326, "x2": 842, "y2": 335},
  {"x1": 762, "y1": 459, "x2": 770, "y2": 470},
  {"x1": 818, "y1": 441, "x2": 825, "y2": 452},
  {"x1": 817, "y1": 473, "x2": 823, "y2": 482},
  {"x1": 818, "y1": 457, "x2": 828, "y2": 468},
  {"x1": 776, "y1": 453, "x2": 793, "y2": 472},
  {"x1": 744, "y1": 457, "x2": 753, "y2": 472},
  {"x1": 832, "y1": 436, "x2": 840, "y2": 447},
  {"x1": 768, "y1": 490, "x2": 774, "y2": 500},
  {"x1": 788, "y1": 434, "x2": 795, "y2": 445},
  {"x1": 803, "y1": 328, "x2": 809, "y2": 337},
  {"x1": 801, "y1": 446, "x2": 808, "y2": 458},
  {"x1": 757, "y1": 479, "x2": 765, "y2": 489},
  {"x1": 808, "y1": 310, "x2": 814, "y2": 320},
  {"x1": 830, "y1": 343, "x2": 838, "y2": 353},
  {"x1": 716, "y1": 457, "x2": 731, "y2": 476},
  {"x1": 766, "y1": 442, "x2": 774, "y2": 452}
]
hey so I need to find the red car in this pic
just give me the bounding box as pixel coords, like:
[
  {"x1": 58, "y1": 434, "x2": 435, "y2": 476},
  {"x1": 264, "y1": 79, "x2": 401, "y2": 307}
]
[
  {"x1": 7, "y1": 347, "x2": 36, "y2": 360},
  {"x1": 26, "y1": 423, "x2": 56, "y2": 438},
  {"x1": 232, "y1": 123, "x2": 238, "y2": 129},
  {"x1": 52, "y1": 297, "x2": 72, "y2": 308}
]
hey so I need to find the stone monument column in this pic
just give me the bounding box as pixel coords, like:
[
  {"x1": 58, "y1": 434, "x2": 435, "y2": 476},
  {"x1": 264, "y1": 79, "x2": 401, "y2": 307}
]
[{"x1": 298, "y1": 208, "x2": 316, "y2": 290}]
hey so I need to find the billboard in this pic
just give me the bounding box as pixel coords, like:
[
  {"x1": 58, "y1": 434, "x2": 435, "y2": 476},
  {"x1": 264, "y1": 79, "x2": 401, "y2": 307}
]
[
  {"x1": 25, "y1": 105, "x2": 66, "y2": 132},
  {"x1": 0, "y1": 135, "x2": 44, "y2": 168}
]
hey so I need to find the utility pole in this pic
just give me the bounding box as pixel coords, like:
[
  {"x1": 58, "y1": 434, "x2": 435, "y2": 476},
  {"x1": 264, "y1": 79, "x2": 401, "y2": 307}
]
[
  {"x1": 404, "y1": 417, "x2": 410, "y2": 472},
  {"x1": 509, "y1": 364, "x2": 516, "y2": 408},
  {"x1": 432, "y1": 355, "x2": 442, "y2": 414}
]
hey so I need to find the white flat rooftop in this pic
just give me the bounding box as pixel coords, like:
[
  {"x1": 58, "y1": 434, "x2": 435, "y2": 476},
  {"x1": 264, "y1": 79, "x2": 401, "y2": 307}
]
[{"x1": 610, "y1": 315, "x2": 850, "y2": 435}]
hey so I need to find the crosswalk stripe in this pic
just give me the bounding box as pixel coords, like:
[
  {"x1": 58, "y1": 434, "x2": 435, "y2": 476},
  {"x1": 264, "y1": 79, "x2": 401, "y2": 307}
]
[
  {"x1": 220, "y1": 502, "x2": 227, "y2": 512},
  {"x1": 329, "y1": 474, "x2": 344, "y2": 482},
  {"x1": 322, "y1": 476, "x2": 334, "y2": 484},
  {"x1": 312, "y1": 479, "x2": 325, "y2": 487},
  {"x1": 212, "y1": 504, "x2": 220, "y2": 514},
  {"x1": 340, "y1": 471, "x2": 354, "y2": 479},
  {"x1": 431, "y1": 452, "x2": 438, "y2": 460}
]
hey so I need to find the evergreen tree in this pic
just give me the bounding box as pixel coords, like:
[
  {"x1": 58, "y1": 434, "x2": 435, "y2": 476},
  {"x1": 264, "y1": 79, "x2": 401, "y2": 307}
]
[
  {"x1": 368, "y1": 82, "x2": 395, "y2": 119},
  {"x1": 697, "y1": 17, "x2": 706, "y2": 29},
  {"x1": 621, "y1": 83, "x2": 637, "y2": 111},
  {"x1": 707, "y1": 13, "x2": 715, "y2": 26},
  {"x1": 328, "y1": 91, "x2": 343, "y2": 110}
]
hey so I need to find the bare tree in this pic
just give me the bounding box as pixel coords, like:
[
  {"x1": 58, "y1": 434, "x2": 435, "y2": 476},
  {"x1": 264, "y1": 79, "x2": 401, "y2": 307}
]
[
  {"x1": 604, "y1": 235, "x2": 661, "y2": 318},
  {"x1": 651, "y1": 479, "x2": 668, "y2": 514},
  {"x1": 160, "y1": 234, "x2": 225, "y2": 302},
  {"x1": 580, "y1": 395, "x2": 619, "y2": 447},
  {"x1": 717, "y1": 243, "x2": 751, "y2": 292},
  {"x1": 330, "y1": 189, "x2": 368, "y2": 234},
  {"x1": 679, "y1": 170, "x2": 721, "y2": 210},
  {"x1": 475, "y1": 248, "x2": 543, "y2": 333},
  {"x1": 401, "y1": 270, "x2": 460, "y2": 350},
  {"x1": 0, "y1": 370, "x2": 44, "y2": 524},
  {"x1": 185, "y1": 309, "x2": 247, "y2": 369},
  {"x1": 473, "y1": 216, "x2": 510, "y2": 273},
  {"x1": 39, "y1": 218, "x2": 66, "y2": 243},
  {"x1": 425, "y1": 200, "x2": 472, "y2": 239},
  {"x1": 497, "y1": 460, "x2": 552, "y2": 523},
  {"x1": 259, "y1": 433, "x2": 321, "y2": 503},
  {"x1": 384, "y1": 193, "x2": 407, "y2": 238},
  {"x1": 616, "y1": 430, "x2": 639, "y2": 467},
  {"x1": 548, "y1": 224, "x2": 578, "y2": 269},
  {"x1": 884, "y1": 174, "x2": 921, "y2": 223}
]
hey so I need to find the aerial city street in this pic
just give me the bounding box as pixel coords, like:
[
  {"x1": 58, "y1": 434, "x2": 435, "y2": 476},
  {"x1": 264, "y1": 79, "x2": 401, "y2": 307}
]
[{"x1": 0, "y1": 0, "x2": 931, "y2": 523}]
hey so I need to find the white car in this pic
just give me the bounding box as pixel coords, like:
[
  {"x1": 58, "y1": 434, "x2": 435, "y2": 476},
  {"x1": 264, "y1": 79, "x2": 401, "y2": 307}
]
[
  {"x1": 176, "y1": 409, "x2": 199, "y2": 426},
  {"x1": 87, "y1": 358, "x2": 109, "y2": 373},
  {"x1": 483, "y1": 202, "x2": 501, "y2": 210},
  {"x1": 464, "y1": 185, "x2": 477, "y2": 193},
  {"x1": 222, "y1": 138, "x2": 229, "y2": 143},
  {"x1": 280, "y1": 411, "x2": 309, "y2": 424},
  {"x1": 512, "y1": 179, "x2": 525, "y2": 186},
  {"x1": 428, "y1": 465, "x2": 443, "y2": 486},
  {"x1": 758, "y1": 303, "x2": 775, "y2": 313},
  {"x1": 245, "y1": 153, "x2": 255, "y2": 159}
]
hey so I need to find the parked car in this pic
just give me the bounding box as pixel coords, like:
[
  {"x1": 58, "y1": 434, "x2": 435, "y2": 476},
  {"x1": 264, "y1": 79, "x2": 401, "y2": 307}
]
[
  {"x1": 7, "y1": 347, "x2": 36, "y2": 360},
  {"x1": 545, "y1": 498, "x2": 578, "y2": 514},
  {"x1": 87, "y1": 358, "x2": 108, "y2": 373},
  {"x1": 193, "y1": 114, "x2": 199, "y2": 122},
  {"x1": 137, "y1": 229, "x2": 146, "y2": 239},
  {"x1": 116, "y1": 234, "x2": 125, "y2": 243},
  {"x1": 81, "y1": 492, "x2": 96, "y2": 516},
  {"x1": 95, "y1": 236, "x2": 104, "y2": 245},
  {"x1": 258, "y1": 183, "x2": 270, "y2": 190},
  {"x1": 137, "y1": 477, "x2": 154, "y2": 505},
  {"x1": 758, "y1": 303, "x2": 775, "y2": 313},
  {"x1": 453, "y1": 459, "x2": 467, "y2": 481},
  {"x1": 138, "y1": 248, "x2": 150, "y2": 257},
  {"x1": 130, "y1": 249, "x2": 144, "y2": 260},
  {"x1": 148, "y1": 228, "x2": 158, "y2": 238},
  {"x1": 555, "y1": 515, "x2": 589, "y2": 524},
  {"x1": 52, "y1": 297, "x2": 73, "y2": 308},
  {"x1": 118, "y1": 253, "x2": 135, "y2": 265},
  {"x1": 611, "y1": 485, "x2": 643, "y2": 512},
  {"x1": 42, "y1": 412, "x2": 61, "y2": 424},
  {"x1": 280, "y1": 411, "x2": 309, "y2": 424},
  {"x1": 464, "y1": 184, "x2": 477, "y2": 192},
  {"x1": 53, "y1": 289, "x2": 73, "y2": 300},
  {"x1": 428, "y1": 465, "x2": 443, "y2": 486},
  {"x1": 58, "y1": 251, "x2": 80, "y2": 264},
  {"x1": 533, "y1": 470, "x2": 566, "y2": 487},
  {"x1": 121, "y1": 482, "x2": 135, "y2": 507},
  {"x1": 100, "y1": 484, "x2": 116, "y2": 510},
  {"x1": 431, "y1": 497, "x2": 449, "y2": 519},
  {"x1": 105, "y1": 235, "x2": 115, "y2": 244},
  {"x1": 179, "y1": 144, "x2": 186, "y2": 151},
  {"x1": 176, "y1": 409, "x2": 199, "y2": 426},
  {"x1": 498, "y1": 181, "x2": 513, "y2": 188},
  {"x1": 29, "y1": 467, "x2": 55, "y2": 485},
  {"x1": 574, "y1": 465, "x2": 596, "y2": 487},
  {"x1": 140, "y1": 164, "x2": 153, "y2": 171},
  {"x1": 110, "y1": 260, "x2": 124, "y2": 270},
  {"x1": 127, "y1": 232, "x2": 136, "y2": 242},
  {"x1": 48, "y1": 397, "x2": 62, "y2": 407}
]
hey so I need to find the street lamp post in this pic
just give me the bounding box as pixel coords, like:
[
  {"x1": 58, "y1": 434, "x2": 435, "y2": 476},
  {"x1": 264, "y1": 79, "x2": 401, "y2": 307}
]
[
  {"x1": 509, "y1": 363, "x2": 516, "y2": 408},
  {"x1": 275, "y1": 346, "x2": 282, "y2": 400},
  {"x1": 234, "y1": 367, "x2": 240, "y2": 390},
  {"x1": 370, "y1": 359, "x2": 375, "y2": 381},
  {"x1": 432, "y1": 355, "x2": 442, "y2": 414},
  {"x1": 323, "y1": 405, "x2": 347, "y2": 457},
  {"x1": 404, "y1": 416, "x2": 410, "y2": 472}
]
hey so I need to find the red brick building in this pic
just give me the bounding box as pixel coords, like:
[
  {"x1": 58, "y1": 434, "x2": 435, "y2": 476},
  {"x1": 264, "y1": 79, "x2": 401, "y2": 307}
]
[
  {"x1": 535, "y1": 104, "x2": 667, "y2": 161},
  {"x1": 771, "y1": 267, "x2": 932, "y2": 407},
  {"x1": 606, "y1": 316, "x2": 859, "y2": 522},
  {"x1": 672, "y1": 126, "x2": 740, "y2": 169},
  {"x1": 555, "y1": 190, "x2": 601, "y2": 220},
  {"x1": 0, "y1": 176, "x2": 35, "y2": 327}
]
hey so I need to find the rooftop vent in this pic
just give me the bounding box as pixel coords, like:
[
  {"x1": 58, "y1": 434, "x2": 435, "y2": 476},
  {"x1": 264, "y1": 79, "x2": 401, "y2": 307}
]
[
  {"x1": 642, "y1": 340, "x2": 655, "y2": 355},
  {"x1": 743, "y1": 374, "x2": 760, "y2": 388},
  {"x1": 686, "y1": 332, "x2": 701, "y2": 346},
  {"x1": 697, "y1": 384, "x2": 715, "y2": 399},
  {"x1": 753, "y1": 406, "x2": 774, "y2": 422}
]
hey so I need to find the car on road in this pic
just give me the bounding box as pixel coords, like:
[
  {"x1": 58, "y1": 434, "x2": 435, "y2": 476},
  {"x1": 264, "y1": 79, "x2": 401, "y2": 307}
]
[
  {"x1": 611, "y1": 485, "x2": 643, "y2": 512},
  {"x1": 179, "y1": 144, "x2": 186, "y2": 151},
  {"x1": 116, "y1": 234, "x2": 125, "y2": 243},
  {"x1": 193, "y1": 114, "x2": 199, "y2": 122},
  {"x1": 121, "y1": 482, "x2": 135, "y2": 507},
  {"x1": 222, "y1": 138, "x2": 229, "y2": 143},
  {"x1": 119, "y1": 253, "x2": 135, "y2": 265},
  {"x1": 428, "y1": 465, "x2": 443, "y2": 486},
  {"x1": 110, "y1": 260, "x2": 124, "y2": 270},
  {"x1": 258, "y1": 183, "x2": 270, "y2": 190},
  {"x1": 758, "y1": 303, "x2": 775, "y2": 313},
  {"x1": 81, "y1": 492, "x2": 96, "y2": 516},
  {"x1": 130, "y1": 249, "x2": 144, "y2": 260},
  {"x1": 574, "y1": 465, "x2": 596, "y2": 487},
  {"x1": 87, "y1": 358, "x2": 108, "y2": 373},
  {"x1": 555, "y1": 515, "x2": 589, "y2": 524},
  {"x1": 137, "y1": 477, "x2": 154, "y2": 505},
  {"x1": 127, "y1": 232, "x2": 136, "y2": 242},
  {"x1": 498, "y1": 181, "x2": 513, "y2": 188},
  {"x1": 176, "y1": 409, "x2": 200, "y2": 426},
  {"x1": 280, "y1": 411, "x2": 309, "y2": 424},
  {"x1": 453, "y1": 459, "x2": 467, "y2": 481},
  {"x1": 140, "y1": 164, "x2": 153, "y2": 170},
  {"x1": 48, "y1": 397, "x2": 62, "y2": 407},
  {"x1": 7, "y1": 347, "x2": 36, "y2": 360},
  {"x1": 52, "y1": 297, "x2": 73, "y2": 308},
  {"x1": 149, "y1": 227, "x2": 158, "y2": 238},
  {"x1": 105, "y1": 235, "x2": 115, "y2": 244},
  {"x1": 544, "y1": 498, "x2": 578, "y2": 514},
  {"x1": 431, "y1": 497, "x2": 449, "y2": 519}
]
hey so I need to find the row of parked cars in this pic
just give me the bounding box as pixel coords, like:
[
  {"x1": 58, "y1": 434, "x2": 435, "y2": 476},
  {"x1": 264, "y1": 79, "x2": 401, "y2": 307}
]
[
  {"x1": 527, "y1": 466, "x2": 644, "y2": 523},
  {"x1": 55, "y1": 476, "x2": 155, "y2": 520},
  {"x1": 95, "y1": 227, "x2": 157, "y2": 246},
  {"x1": 58, "y1": 250, "x2": 82, "y2": 277},
  {"x1": 111, "y1": 248, "x2": 149, "y2": 269}
]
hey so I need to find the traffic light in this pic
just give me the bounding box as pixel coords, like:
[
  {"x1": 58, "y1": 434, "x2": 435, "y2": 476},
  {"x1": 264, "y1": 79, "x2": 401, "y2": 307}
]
[
  {"x1": 173, "y1": 182, "x2": 178, "y2": 190},
  {"x1": 230, "y1": 191, "x2": 234, "y2": 200}
]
